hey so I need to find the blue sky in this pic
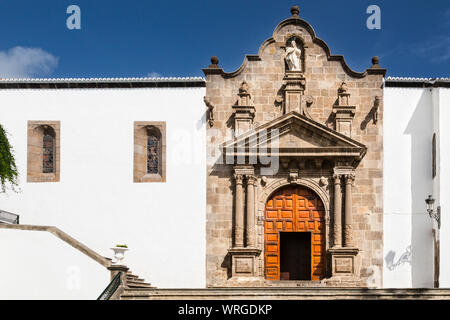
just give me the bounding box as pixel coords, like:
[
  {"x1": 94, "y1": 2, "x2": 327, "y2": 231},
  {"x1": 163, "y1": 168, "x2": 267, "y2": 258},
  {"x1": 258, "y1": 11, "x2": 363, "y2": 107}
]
[{"x1": 0, "y1": 0, "x2": 448, "y2": 78}]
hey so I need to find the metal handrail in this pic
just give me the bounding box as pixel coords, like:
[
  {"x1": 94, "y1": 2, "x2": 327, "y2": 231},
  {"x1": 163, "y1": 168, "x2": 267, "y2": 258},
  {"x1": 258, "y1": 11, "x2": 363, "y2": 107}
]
[
  {"x1": 0, "y1": 209, "x2": 19, "y2": 224},
  {"x1": 97, "y1": 272, "x2": 122, "y2": 300}
]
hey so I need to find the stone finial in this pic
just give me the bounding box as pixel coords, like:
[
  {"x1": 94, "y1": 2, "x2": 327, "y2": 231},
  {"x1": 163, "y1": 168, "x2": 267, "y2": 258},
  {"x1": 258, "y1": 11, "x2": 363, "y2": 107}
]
[
  {"x1": 338, "y1": 82, "x2": 348, "y2": 94},
  {"x1": 233, "y1": 81, "x2": 255, "y2": 136},
  {"x1": 371, "y1": 56, "x2": 380, "y2": 69},
  {"x1": 237, "y1": 81, "x2": 252, "y2": 106},
  {"x1": 291, "y1": 5, "x2": 300, "y2": 16},
  {"x1": 209, "y1": 56, "x2": 219, "y2": 68},
  {"x1": 239, "y1": 81, "x2": 250, "y2": 95},
  {"x1": 337, "y1": 81, "x2": 350, "y2": 106}
]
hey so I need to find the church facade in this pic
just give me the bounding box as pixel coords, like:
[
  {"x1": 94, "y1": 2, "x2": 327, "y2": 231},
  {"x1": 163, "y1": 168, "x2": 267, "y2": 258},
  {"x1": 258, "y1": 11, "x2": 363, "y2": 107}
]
[
  {"x1": 204, "y1": 6, "x2": 385, "y2": 287},
  {"x1": 0, "y1": 6, "x2": 449, "y2": 299}
]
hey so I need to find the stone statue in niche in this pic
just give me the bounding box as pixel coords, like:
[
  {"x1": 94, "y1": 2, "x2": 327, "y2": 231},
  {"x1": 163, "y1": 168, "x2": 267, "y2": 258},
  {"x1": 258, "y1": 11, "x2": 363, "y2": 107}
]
[{"x1": 285, "y1": 40, "x2": 302, "y2": 71}]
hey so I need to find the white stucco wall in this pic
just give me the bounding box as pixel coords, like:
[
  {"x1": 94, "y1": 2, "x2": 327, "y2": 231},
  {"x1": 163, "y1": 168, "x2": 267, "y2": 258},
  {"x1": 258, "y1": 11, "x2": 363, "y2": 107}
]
[
  {"x1": 0, "y1": 86, "x2": 206, "y2": 299},
  {"x1": 383, "y1": 87, "x2": 434, "y2": 288},
  {"x1": 0, "y1": 229, "x2": 110, "y2": 299},
  {"x1": 438, "y1": 88, "x2": 450, "y2": 288}
]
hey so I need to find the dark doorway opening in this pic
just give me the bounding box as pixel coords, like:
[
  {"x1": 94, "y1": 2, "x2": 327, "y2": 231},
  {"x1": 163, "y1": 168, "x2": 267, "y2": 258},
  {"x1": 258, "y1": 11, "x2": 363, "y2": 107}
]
[{"x1": 280, "y1": 232, "x2": 311, "y2": 280}]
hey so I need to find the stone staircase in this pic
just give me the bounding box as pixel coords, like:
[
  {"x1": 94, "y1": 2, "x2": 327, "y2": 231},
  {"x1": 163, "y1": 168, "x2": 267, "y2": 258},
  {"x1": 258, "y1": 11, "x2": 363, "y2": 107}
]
[
  {"x1": 125, "y1": 271, "x2": 153, "y2": 289},
  {"x1": 101, "y1": 264, "x2": 154, "y2": 299},
  {"x1": 116, "y1": 287, "x2": 450, "y2": 300}
]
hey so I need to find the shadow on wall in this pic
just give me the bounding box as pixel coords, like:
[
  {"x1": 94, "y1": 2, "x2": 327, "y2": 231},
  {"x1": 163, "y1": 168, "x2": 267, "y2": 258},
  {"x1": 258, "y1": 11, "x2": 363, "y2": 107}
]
[
  {"x1": 385, "y1": 245, "x2": 411, "y2": 271},
  {"x1": 404, "y1": 89, "x2": 434, "y2": 288}
]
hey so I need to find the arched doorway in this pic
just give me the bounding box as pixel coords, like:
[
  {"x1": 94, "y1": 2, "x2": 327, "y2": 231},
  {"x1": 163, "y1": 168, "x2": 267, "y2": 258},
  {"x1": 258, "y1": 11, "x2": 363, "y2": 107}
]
[{"x1": 264, "y1": 185, "x2": 326, "y2": 281}]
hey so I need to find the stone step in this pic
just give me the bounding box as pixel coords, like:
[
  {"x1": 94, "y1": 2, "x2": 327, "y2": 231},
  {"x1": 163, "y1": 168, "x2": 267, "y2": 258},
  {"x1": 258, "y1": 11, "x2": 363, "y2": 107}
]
[
  {"x1": 126, "y1": 280, "x2": 153, "y2": 289},
  {"x1": 119, "y1": 288, "x2": 450, "y2": 300},
  {"x1": 127, "y1": 277, "x2": 146, "y2": 283},
  {"x1": 126, "y1": 272, "x2": 138, "y2": 279}
]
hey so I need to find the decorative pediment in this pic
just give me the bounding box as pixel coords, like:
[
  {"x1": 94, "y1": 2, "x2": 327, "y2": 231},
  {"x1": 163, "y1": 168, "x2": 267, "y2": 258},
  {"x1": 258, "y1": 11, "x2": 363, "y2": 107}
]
[{"x1": 222, "y1": 111, "x2": 367, "y2": 165}]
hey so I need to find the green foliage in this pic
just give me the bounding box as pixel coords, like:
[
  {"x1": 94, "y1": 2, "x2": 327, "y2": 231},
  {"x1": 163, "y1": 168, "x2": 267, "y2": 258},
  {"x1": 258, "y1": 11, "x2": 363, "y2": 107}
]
[
  {"x1": 0, "y1": 124, "x2": 19, "y2": 193},
  {"x1": 115, "y1": 244, "x2": 128, "y2": 248}
]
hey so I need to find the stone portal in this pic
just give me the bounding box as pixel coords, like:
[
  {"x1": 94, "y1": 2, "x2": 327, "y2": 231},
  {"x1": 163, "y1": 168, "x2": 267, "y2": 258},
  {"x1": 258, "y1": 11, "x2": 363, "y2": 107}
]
[{"x1": 203, "y1": 5, "x2": 385, "y2": 288}]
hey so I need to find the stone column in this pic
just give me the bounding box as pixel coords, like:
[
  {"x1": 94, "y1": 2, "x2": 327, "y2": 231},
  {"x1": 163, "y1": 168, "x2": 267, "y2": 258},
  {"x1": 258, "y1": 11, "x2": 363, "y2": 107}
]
[
  {"x1": 234, "y1": 174, "x2": 245, "y2": 247},
  {"x1": 344, "y1": 174, "x2": 355, "y2": 247},
  {"x1": 245, "y1": 175, "x2": 257, "y2": 247},
  {"x1": 333, "y1": 174, "x2": 342, "y2": 248}
]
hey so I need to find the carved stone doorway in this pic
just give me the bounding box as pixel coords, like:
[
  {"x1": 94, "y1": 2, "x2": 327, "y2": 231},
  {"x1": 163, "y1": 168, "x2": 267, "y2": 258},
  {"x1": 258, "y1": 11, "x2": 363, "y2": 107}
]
[{"x1": 264, "y1": 185, "x2": 326, "y2": 281}]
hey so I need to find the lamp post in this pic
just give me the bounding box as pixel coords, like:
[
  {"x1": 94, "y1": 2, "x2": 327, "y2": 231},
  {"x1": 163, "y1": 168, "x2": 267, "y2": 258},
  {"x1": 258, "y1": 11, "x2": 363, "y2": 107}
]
[{"x1": 425, "y1": 195, "x2": 441, "y2": 229}]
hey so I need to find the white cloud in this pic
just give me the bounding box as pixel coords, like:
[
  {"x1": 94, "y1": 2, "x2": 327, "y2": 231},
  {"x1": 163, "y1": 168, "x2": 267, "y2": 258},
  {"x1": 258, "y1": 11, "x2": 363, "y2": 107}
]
[
  {"x1": 0, "y1": 46, "x2": 58, "y2": 78},
  {"x1": 147, "y1": 72, "x2": 161, "y2": 78},
  {"x1": 415, "y1": 36, "x2": 450, "y2": 63}
]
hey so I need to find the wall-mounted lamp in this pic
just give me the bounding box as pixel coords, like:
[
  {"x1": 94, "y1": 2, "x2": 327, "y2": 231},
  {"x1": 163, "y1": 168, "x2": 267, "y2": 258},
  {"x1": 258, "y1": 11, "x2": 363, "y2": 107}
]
[{"x1": 425, "y1": 195, "x2": 441, "y2": 228}]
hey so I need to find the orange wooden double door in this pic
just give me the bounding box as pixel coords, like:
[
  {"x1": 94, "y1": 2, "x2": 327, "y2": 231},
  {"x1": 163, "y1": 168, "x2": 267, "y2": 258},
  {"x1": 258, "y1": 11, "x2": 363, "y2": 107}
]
[{"x1": 264, "y1": 185, "x2": 326, "y2": 281}]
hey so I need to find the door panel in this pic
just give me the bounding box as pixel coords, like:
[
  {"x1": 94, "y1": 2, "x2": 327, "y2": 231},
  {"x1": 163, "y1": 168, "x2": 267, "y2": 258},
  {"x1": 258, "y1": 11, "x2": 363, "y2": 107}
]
[{"x1": 264, "y1": 185, "x2": 326, "y2": 281}]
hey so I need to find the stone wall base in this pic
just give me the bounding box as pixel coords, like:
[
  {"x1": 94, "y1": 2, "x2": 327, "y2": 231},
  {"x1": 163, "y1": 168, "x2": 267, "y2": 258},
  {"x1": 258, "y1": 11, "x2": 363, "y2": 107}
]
[
  {"x1": 119, "y1": 288, "x2": 450, "y2": 300},
  {"x1": 228, "y1": 247, "x2": 261, "y2": 278}
]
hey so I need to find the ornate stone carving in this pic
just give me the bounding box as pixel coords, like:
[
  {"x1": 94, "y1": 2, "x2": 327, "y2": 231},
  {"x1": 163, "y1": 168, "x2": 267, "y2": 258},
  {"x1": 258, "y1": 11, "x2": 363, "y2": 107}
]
[
  {"x1": 282, "y1": 72, "x2": 306, "y2": 115},
  {"x1": 234, "y1": 174, "x2": 244, "y2": 185},
  {"x1": 260, "y1": 176, "x2": 268, "y2": 186},
  {"x1": 233, "y1": 82, "x2": 256, "y2": 136},
  {"x1": 338, "y1": 82, "x2": 350, "y2": 106},
  {"x1": 288, "y1": 169, "x2": 299, "y2": 183},
  {"x1": 332, "y1": 82, "x2": 356, "y2": 137},
  {"x1": 305, "y1": 95, "x2": 314, "y2": 106},
  {"x1": 285, "y1": 40, "x2": 302, "y2": 72},
  {"x1": 275, "y1": 94, "x2": 284, "y2": 107},
  {"x1": 344, "y1": 174, "x2": 355, "y2": 185},
  {"x1": 203, "y1": 96, "x2": 215, "y2": 127},
  {"x1": 246, "y1": 175, "x2": 258, "y2": 186},
  {"x1": 373, "y1": 96, "x2": 380, "y2": 124},
  {"x1": 319, "y1": 176, "x2": 328, "y2": 187},
  {"x1": 238, "y1": 81, "x2": 252, "y2": 106}
]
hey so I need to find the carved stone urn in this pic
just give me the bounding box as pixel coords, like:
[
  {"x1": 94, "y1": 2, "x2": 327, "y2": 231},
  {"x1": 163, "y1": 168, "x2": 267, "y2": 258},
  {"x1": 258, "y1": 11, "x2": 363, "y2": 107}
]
[{"x1": 111, "y1": 246, "x2": 128, "y2": 265}]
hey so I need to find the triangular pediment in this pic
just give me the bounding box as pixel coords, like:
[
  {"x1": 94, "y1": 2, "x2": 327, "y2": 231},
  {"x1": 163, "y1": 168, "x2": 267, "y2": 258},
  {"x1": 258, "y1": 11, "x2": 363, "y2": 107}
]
[{"x1": 222, "y1": 112, "x2": 367, "y2": 160}]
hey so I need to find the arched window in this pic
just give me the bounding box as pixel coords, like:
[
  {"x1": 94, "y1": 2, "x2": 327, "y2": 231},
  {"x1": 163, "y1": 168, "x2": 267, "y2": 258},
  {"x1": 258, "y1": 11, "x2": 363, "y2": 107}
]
[
  {"x1": 133, "y1": 121, "x2": 166, "y2": 183},
  {"x1": 42, "y1": 127, "x2": 55, "y2": 173},
  {"x1": 147, "y1": 128, "x2": 161, "y2": 174},
  {"x1": 27, "y1": 121, "x2": 60, "y2": 183}
]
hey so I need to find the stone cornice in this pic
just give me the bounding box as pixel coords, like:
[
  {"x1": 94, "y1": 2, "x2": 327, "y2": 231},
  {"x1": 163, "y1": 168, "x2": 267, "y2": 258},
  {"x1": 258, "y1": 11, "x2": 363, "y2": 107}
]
[
  {"x1": 0, "y1": 78, "x2": 205, "y2": 89},
  {"x1": 222, "y1": 112, "x2": 367, "y2": 164}
]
